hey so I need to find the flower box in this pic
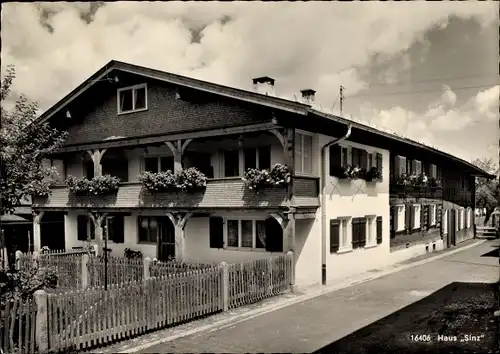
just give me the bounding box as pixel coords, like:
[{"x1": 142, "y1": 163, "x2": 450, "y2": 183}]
[
  {"x1": 66, "y1": 175, "x2": 121, "y2": 196},
  {"x1": 242, "y1": 164, "x2": 291, "y2": 191},
  {"x1": 365, "y1": 167, "x2": 383, "y2": 182},
  {"x1": 338, "y1": 165, "x2": 364, "y2": 180},
  {"x1": 138, "y1": 168, "x2": 207, "y2": 193}
]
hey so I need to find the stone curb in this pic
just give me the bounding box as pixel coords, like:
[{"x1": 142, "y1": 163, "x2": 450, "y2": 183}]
[{"x1": 109, "y1": 239, "x2": 486, "y2": 353}]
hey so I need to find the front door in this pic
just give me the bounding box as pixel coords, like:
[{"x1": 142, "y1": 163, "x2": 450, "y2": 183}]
[{"x1": 157, "y1": 217, "x2": 175, "y2": 262}]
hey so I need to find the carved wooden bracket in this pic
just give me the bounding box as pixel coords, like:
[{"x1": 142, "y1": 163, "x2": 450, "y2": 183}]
[
  {"x1": 32, "y1": 211, "x2": 45, "y2": 224},
  {"x1": 165, "y1": 212, "x2": 193, "y2": 230},
  {"x1": 164, "y1": 139, "x2": 193, "y2": 155},
  {"x1": 270, "y1": 211, "x2": 295, "y2": 230},
  {"x1": 87, "y1": 149, "x2": 108, "y2": 164},
  {"x1": 88, "y1": 211, "x2": 108, "y2": 227},
  {"x1": 269, "y1": 129, "x2": 286, "y2": 149}
]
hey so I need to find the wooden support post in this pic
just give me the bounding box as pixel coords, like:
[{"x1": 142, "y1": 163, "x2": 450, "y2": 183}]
[
  {"x1": 220, "y1": 261, "x2": 229, "y2": 311},
  {"x1": 81, "y1": 254, "x2": 89, "y2": 289},
  {"x1": 283, "y1": 128, "x2": 295, "y2": 202},
  {"x1": 88, "y1": 211, "x2": 108, "y2": 246},
  {"x1": 283, "y1": 212, "x2": 296, "y2": 252},
  {"x1": 87, "y1": 149, "x2": 108, "y2": 177},
  {"x1": 32, "y1": 211, "x2": 44, "y2": 252},
  {"x1": 144, "y1": 257, "x2": 151, "y2": 280},
  {"x1": 165, "y1": 212, "x2": 192, "y2": 262},
  {"x1": 34, "y1": 290, "x2": 49, "y2": 352},
  {"x1": 164, "y1": 139, "x2": 193, "y2": 173}
]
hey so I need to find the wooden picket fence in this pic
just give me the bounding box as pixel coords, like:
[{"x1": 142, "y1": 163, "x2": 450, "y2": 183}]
[
  {"x1": 17, "y1": 252, "x2": 85, "y2": 290},
  {"x1": 5, "y1": 252, "x2": 294, "y2": 353},
  {"x1": 87, "y1": 256, "x2": 144, "y2": 287},
  {"x1": 46, "y1": 266, "x2": 222, "y2": 351},
  {"x1": 0, "y1": 299, "x2": 37, "y2": 354},
  {"x1": 228, "y1": 254, "x2": 292, "y2": 309},
  {"x1": 149, "y1": 260, "x2": 214, "y2": 278}
]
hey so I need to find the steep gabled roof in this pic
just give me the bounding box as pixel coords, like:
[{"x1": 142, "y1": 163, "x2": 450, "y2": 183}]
[
  {"x1": 35, "y1": 60, "x2": 309, "y2": 126},
  {"x1": 36, "y1": 60, "x2": 494, "y2": 179}
]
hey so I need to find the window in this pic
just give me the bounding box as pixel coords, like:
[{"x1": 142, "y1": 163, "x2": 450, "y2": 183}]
[
  {"x1": 411, "y1": 160, "x2": 422, "y2": 175},
  {"x1": 442, "y1": 209, "x2": 448, "y2": 235},
  {"x1": 460, "y1": 208, "x2": 465, "y2": 229},
  {"x1": 413, "y1": 205, "x2": 421, "y2": 229},
  {"x1": 77, "y1": 215, "x2": 95, "y2": 241},
  {"x1": 103, "y1": 215, "x2": 125, "y2": 243},
  {"x1": 395, "y1": 155, "x2": 407, "y2": 178},
  {"x1": 224, "y1": 150, "x2": 240, "y2": 177},
  {"x1": 143, "y1": 156, "x2": 174, "y2": 173},
  {"x1": 429, "y1": 164, "x2": 437, "y2": 178},
  {"x1": 394, "y1": 205, "x2": 405, "y2": 232},
  {"x1": 117, "y1": 84, "x2": 147, "y2": 114},
  {"x1": 430, "y1": 204, "x2": 437, "y2": 226},
  {"x1": 138, "y1": 216, "x2": 159, "y2": 243},
  {"x1": 295, "y1": 132, "x2": 313, "y2": 174},
  {"x1": 243, "y1": 146, "x2": 271, "y2": 171},
  {"x1": 466, "y1": 208, "x2": 472, "y2": 228},
  {"x1": 225, "y1": 219, "x2": 266, "y2": 249},
  {"x1": 365, "y1": 215, "x2": 377, "y2": 246}
]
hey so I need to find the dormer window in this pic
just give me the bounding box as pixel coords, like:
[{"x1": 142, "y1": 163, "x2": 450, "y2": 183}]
[{"x1": 117, "y1": 84, "x2": 147, "y2": 114}]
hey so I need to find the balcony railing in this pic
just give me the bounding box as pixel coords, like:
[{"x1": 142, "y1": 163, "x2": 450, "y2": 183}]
[
  {"x1": 389, "y1": 184, "x2": 443, "y2": 199},
  {"x1": 32, "y1": 176, "x2": 319, "y2": 210}
]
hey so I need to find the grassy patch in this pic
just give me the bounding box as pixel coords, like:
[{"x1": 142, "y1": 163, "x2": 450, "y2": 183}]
[{"x1": 314, "y1": 282, "x2": 499, "y2": 354}]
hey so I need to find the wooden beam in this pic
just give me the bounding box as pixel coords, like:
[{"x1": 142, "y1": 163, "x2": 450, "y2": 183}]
[
  {"x1": 56, "y1": 122, "x2": 282, "y2": 153},
  {"x1": 294, "y1": 213, "x2": 317, "y2": 220}
]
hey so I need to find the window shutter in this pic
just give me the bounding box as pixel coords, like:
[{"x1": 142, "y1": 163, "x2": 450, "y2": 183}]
[
  {"x1": 405, "y1": 205, "x2": 411, "y2": 233},
  {"x1": 424, "y1": 205, "x2": 430, "y2": 228},
  {"x1": 368, "y1": 153, "x2": 373, "y2": 170},
  {"x1": 329, "y1": 145, "x2": 342, "y2": 177},
  {"x1": 416, "y1": 161, "x2": 422, "y2": 174},
  {"x1": 399, "y1": 156, "x2": 407, "y2": 177},
  {"x1": 360, "y1": 150, "x2": 368, "y2": 172},
  {"x1": 341, "y1": 147, "x2": 348, "y2": 167},
  {"x1": 376, "y1": 216, "x2": 383, "y2": 244},
  {"x1": 77, "y1": 215, "x2": 88, "y2": 241},
  {"x1": 430, "y1": 164, "x2": 437, "y2": 178},
  {"x1": 351, "y1": 148, "x2": 358, "y2": 167},
  {"x1": 265, "y1": 218, "x2": 283, "y2": 253},
  {"x1": 209, "y1": 217, "x2": 224, "y2": 249},
  {"x1": 330, "y1": 219, "x2": 340, "y2": 253},
  {"x1": 112, "y1": 215, "x2": 125, "y2": 243},
  {"x1": 420, "y1": 205, "x2": 424, "y2": 230},
  {"x1": 376, "y1": 153, "x2": 383, "y2": 171},
  {"x1": 436, "y1": 205, "x2": 442, "y2": 231},
  {"x1": 352, "y1": 218, "x2": 359, "y2": 248},
  {"x1": 394, "y1": 156, "x2": 401, "y2": 178},
  {"x1": 359, "y1": 218, "x2": 367, "y2": 247}
]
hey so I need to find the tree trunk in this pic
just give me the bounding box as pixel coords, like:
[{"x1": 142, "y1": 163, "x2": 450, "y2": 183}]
[{"x1": 484, "y1": 207, "x2": 495, "y2": 226}]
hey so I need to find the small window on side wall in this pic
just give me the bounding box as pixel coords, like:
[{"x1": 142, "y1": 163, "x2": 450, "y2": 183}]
[{"x1": 118, "y1": 85, "x2": 147, "y2": 114}]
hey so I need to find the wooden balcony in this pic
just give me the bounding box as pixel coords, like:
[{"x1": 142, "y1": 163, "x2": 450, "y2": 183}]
[
  {"x1": 32, "y1": 176, "x2": 319, "y2": 211},
  {"x1": 389, "y1": 184, "x2": 443, "y2": 199}
]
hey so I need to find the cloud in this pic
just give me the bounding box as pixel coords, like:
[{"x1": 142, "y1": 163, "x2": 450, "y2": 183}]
[
  {"x1": 1, "y1": 1, "x2": 497, "y2": 113},
  {"x1": 359, "y1": 84, "x2": 498, "y2": 161}
]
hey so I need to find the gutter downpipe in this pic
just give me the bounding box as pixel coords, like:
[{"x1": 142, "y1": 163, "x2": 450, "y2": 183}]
[{"x1": 320, "y1": 123, "x2": 352, "y2": 285}]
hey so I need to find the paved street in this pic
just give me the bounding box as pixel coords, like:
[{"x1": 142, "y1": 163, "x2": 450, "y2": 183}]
[{"x1": 138, "y1": 240, "x2": 498, "y2": 353}]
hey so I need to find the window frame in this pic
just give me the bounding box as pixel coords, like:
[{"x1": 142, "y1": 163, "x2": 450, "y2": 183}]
[
  {"x1": 442, "y1": 209, "x2": 448, "y2": 235},
  {"x1": 142, "y1": 155, "x2": 175, "y2": 173},
  {"x1": 395, "y1": 204, "x2": 405, "y2": 232},
  {"x1": 430, "y1": 204, "x2": 437, "y2": 226},
  {"x1": 413, "y1": 204, "x2": 421, "y2": 230},
  {"x1": 294, "y1": 130, "x2": 314, "y2": 175},
  {"x1": 137, "y1": 216, "x2": 158, "y2": 244},
  {"x1": 364, "y1": 214, "x2": 377, "y2": 247},
  {"x1": 224, "y1": 218, "x2": 267, "y2": 252},
  {"x1": 243, "y1": 146, "x2": 272, "y2": 171},
  {"x1": 336, "y1": 216, "x2": 352, "y2": 253},
  {"x1": 117, "y1": 83, "x2": 148, "y2": 115}
]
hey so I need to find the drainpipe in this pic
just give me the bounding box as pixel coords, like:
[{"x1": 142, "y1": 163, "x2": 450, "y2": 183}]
[{"x1": 320, "y1": 124, "x2": 352, "y2": 285}]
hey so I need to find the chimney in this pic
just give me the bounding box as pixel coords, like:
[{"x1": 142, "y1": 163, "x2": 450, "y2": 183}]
[
  {"x1": 252, "y1": 76, "x2": 275, "y2": 96},
  {"x1": 300, "y1": 89, "x2": 316, "y2": 104}
]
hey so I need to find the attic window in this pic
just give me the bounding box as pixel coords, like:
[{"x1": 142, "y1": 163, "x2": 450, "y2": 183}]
[{"x1": 117, "y1": 84, "x2": 147, "y2": 114}]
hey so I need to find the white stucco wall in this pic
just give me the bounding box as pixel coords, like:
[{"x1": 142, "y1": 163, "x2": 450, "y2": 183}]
[{"x1": 318, "y1": 134, "x2": 391, "y2": 285}]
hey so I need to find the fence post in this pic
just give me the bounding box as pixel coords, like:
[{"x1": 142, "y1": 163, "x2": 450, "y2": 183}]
[
  {"x1": 15, "y1": 250, "x2": 22, "y2": 270},
  {"x1": 82, "y1": 254, "x2": 89, "y2": 289},
  {"x1": 220, "y1": 262, "x2": 229, "y2": 311},
  {"x1": 32, "y1": 251, "x2": 40, "y2": 269},
  {"x1": 267, "y1": 257, "x2": 273, "y2": 295},
  {"x1": 144, "y1": 257, "x2": 151, "y2": 280},
  {"x1": 286, "y1": 251, "x2": 295, "y2": 293},
  {"x1": 34, "y1": 290, "x2": 49, "y2": 352}
]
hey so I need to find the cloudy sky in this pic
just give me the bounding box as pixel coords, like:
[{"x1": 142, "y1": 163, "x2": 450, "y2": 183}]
[{"x1": 2, "y1": 2, "x2": 499, "y2": 165}]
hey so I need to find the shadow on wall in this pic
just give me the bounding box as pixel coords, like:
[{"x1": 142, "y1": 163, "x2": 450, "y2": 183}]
[
  {"x1": 327, "y1": 179, "x2": 380, "y2": 200},
  {"x1": 294, "y1": 218, "x2": 315, "y2": 264},
  {"x1": 313, "y1": 282, "x2": 499, "y2": 354}
]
